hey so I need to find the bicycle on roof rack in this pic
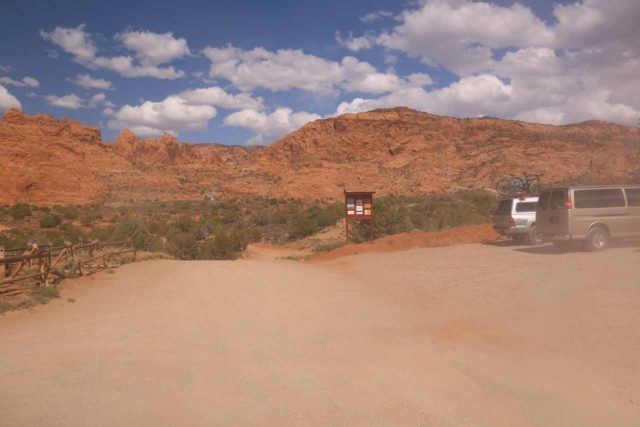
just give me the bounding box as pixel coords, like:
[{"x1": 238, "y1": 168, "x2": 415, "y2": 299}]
[{"x1": 495, "y1": 172, "x2": 542, "y2": 196}]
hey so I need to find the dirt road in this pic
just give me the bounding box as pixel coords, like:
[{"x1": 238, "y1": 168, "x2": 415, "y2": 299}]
[{"x1": 1, "y1": 242, "x2": 639, "y2": 426}]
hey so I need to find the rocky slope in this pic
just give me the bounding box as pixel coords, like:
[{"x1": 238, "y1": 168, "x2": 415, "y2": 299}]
[{"x1": 1, "y1": 107, "x2": 638, "y2": 205}]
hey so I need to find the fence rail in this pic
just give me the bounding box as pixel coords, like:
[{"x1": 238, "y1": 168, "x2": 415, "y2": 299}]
[{"x1": 0, "y1": 239, "x2": 136, "y2": 295}]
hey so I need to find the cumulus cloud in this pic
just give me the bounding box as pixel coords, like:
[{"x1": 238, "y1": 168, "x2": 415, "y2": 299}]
[
  {"x1": 0, "y1": 76, "x2": 40, "y2": 88},
  {"x1": 336, "y1": 74, "x2": 514, "y2": 118},
  {"x1": 224, "y1": 108, "x2": 321, "y2": 144},
  {"x1": 40, "y1": 25, "x2": 186, "y2": 79},
  {"x1": 335, "y1": 32, "x2": 374, "y2": 52},
  {"x1": 106, "y1": 86, "x2": 265, "y2": 136},
  {"x1": 374, "y1": 0, "x2": 553, "y2": 75},
  {"x1": 335, "y1": 0, "x2": 640, "y2": 126},
  {"x1": 45, "y1": 92, "x2": 114, "y2": 110},
  {"x1": 108, "y1": 96, "x2": 217, "y2": 136},
  {"x1": 45, "y1": 93, "x2": 86, "y2": 109},
  {"x1": 0, "y1": 84, "x2": 21, "y2": 111},
  {"x1": 203, "y1": 45, "x2": 423, "y2": 96},
  {"x1": 115, "y1": 30, "x2": 191, "y2": 65},
  {"x1": 71, "y1": 74, "x2": 113, "y2": 90},
  {"x1": 178, "y1": 86, "x2": 264, "y2": 110}
]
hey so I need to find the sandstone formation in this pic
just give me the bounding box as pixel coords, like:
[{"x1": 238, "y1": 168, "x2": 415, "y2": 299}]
[{"x1": 0, "y1": 107, "x2": 638, "y2": 205}]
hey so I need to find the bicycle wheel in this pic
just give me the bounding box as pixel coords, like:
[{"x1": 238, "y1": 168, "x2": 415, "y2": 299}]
[
  {"x1": 510, "y1": 178, "x2": 524, "y2": 193},
  {"x1": 495, "y1": 179, "x2": 512, "y2": 196},
  {"x1": 528, "y1": 178, "x2": 541, "y2": 193}
]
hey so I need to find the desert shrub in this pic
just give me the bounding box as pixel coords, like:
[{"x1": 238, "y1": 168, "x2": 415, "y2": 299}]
[
  {"x1": 9, "y1": 203, "x2": 31, "y2": 220},
  {"x1": 166, "y1": 231, "x2": 199, "y2": 260},
  {"x1": 100, "y1": 217, "x2": 162, "y2": 251},
  {"x1": 198, "y1": 232, "x2": 236, "y2": 260},
  {"x1": 312, "y1": 241, "x2": 345, "y2": 253},
  {"x1": 36, "y1": 286, "x2": 60, "y2": 299},
  {"x1": 287, "y1": 203, "x2": 343, "y2": 239},
  {"x1": 39, "y1": 214, "x2": 62, "y2": 229},
  {"x1": 61, "y1": 207, "x2": 79, "y2": 220},
  {"x1": 288, "y1": 214, "x2": 318, "y2": 239}
]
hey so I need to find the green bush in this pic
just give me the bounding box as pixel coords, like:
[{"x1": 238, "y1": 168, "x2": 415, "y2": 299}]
[
  {"x1": 39, "y1": 214, "x2": 62, "y2": 228},
  {"x1": 198, "y1": 232, "x2": 237, "y2": 260},
  {"x1": 288, "y1": 214, "x2": 318, "y2": 239},
  {"x1": 61, "y1": 207, "x2": 79, "y2": 220},
  {"x1": 9, "y1": 203, "x2": 31, "y2": 220}
]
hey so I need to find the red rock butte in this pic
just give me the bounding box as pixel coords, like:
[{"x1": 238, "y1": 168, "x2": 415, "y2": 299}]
[{"x1": 1, "y1": 107, "x2": 639, "y2": 205}]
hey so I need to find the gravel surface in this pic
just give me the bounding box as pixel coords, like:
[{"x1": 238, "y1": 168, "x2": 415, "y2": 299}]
[{"x1": 1, "y1": 241, "x2": 639, "y2": 426}]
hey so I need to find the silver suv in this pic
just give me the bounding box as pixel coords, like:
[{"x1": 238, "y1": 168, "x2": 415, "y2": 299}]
[{"x1": 493, "y1": 196, "x2": 542, "y2": 244}]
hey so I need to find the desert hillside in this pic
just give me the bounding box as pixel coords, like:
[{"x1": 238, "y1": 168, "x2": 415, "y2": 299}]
[{"x1": 1, "y1": 107, "x2": 639, "y2": 205}]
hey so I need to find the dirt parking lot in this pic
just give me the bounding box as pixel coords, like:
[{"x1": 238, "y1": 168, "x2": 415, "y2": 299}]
[{"x1": 1, "y1": 241, "x2": 639, "y2": 426}]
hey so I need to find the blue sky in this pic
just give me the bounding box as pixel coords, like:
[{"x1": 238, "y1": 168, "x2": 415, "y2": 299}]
[{"x1": 0, "y1": 0, "x2": 638, "y2": 145}]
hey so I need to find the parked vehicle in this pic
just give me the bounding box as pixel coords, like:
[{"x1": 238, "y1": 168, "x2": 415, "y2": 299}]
[
  {"x1": 493, "y1": 196, "x2": 542, "y2": 244},
  {"x1": 536, "y1": 185, "x2": 640, "y2": 251},
  {"x1": 495, "y1": 172, "x2": 542, "y2": 196}
]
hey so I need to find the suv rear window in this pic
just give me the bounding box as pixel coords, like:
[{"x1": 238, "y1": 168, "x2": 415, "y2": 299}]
[
  {"x1": 574, "y1": 189, "x2": 625, "y2": 208},
  {"x1": 625, "y1": 188, "x2": 640, "y2": 207},
  {"x1": 515, "y1": 202, "x2": 537, "y2": 212},
  {"x1": 496, "y1": 199, "x2": 513, "y2": 215},
  {"x1": 538, "y1": 191, "x2": 551, "y2": 211},
  {"x1": 550, "y1": 190, "x2": 566, "y2": 210}
]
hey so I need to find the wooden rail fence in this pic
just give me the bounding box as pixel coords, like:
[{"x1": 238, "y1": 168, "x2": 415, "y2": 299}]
[{"x1": 0, "y1": 239, "x2": 136, "y2": 296}]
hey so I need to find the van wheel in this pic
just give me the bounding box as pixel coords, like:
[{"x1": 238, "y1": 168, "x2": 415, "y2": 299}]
[
  {"x1": 527, "y1": 225, "x2": 543, "y2": 245},
  {"x1": 586, "y1": 227, "x2": 609, "y2": 252}
]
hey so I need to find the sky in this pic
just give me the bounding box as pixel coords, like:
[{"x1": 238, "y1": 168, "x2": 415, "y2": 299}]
[{"x1": 0, "y1": 0, "x2": 639, "y2": 145}]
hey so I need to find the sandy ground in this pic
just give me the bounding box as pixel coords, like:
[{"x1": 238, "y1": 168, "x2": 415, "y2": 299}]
[{"x1": 1, "y1": 241, "x2": 639, "y2": 426}]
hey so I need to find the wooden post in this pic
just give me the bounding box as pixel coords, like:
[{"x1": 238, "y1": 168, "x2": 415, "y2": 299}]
[
  {"x1": 345, "y1": 218, "x2": 349, "y2": 243},
  {"x1": 370, "y1": 219, "x2": 374, "y2": 243},
  {"x1": 0, "y1": 246, "x2": 5, "y2": 279}
]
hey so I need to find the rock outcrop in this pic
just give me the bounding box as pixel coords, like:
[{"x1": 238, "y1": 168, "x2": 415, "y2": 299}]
[{"x1": 1, "y1": 107, "x2": 638, "y2": 205}]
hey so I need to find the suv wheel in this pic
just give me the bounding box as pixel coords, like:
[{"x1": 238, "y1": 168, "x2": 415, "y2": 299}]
[
  {"x1": 586, "y1": 227, "x2": 609, "y2": 252},
  {"x1": 527, "y1": 225, "x2": 543, "y2": 245},
  {"x1": 512, "y1": 234, "x2": 526, "y2": 243}
]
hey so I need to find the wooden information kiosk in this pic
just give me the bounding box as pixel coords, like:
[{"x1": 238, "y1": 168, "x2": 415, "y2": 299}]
[{"x1": 344, "y1": 189, "x2": 375, "y2": 243}]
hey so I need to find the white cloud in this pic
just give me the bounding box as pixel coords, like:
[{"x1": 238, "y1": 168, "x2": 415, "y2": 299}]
[
  {"x1": 71, "y1": 74, "x2": 113, "y2": 90},
  {"x1": 39, "y1": 24, "x2": 97, "y2": 63},
  {"x1": 0, "y1": 76, "x2": 40, "y2": 88},
  {"x1": 203, "y1": 45, "x2": 423, "y2": 96},
  {"x1": 0, "y1": 65, "x2": 12, "y2": 73},
  {"x1": 44, "y1": 91, "x2": 114, "y2": 110},
  {"x1": 178, "y1": 86, "x2": 264, "y2": 110},
  {"x1": 115, "y1": 30, "x2": 191, "y2": 65},
  {"x1": 0, "y1": 85, "x2": 21, "y2": 111},
  {"x1": 334, "y1": 0, "x2": 640, "y2": 126},
  {"x1": 45, "y1": 93, "x2": 85, "y2": 109},
  {"x1": 375, "y1": 0, "x2": 554, "y2": 75},
  {"x1": 91, "y1": 55, "x2": 184, "y2": 79},
  {"x1": 108, "y1": 96, "x2": 217, "y2": 136},
  {"x1": 224, "y1": 108, "x2": 321, "y2": 144},
  {"x1": 336, "y1": 74, "x2": 514, "y2": 118},
  {"x1": 360, "y1": 10, "x2": 394, "y2": 24},
  {"x1": 335, "y1": 32, "x2": 374, "y2": 52},
  {"x1": 40, "y1": 25, "x2": 186, "y2": 80}
]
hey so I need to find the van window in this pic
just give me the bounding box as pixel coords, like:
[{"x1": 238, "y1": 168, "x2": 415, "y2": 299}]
[
  {"x1": 515, "y1": 202, "x2": 537, "y2": 212},
  {"x1": 496, "y1": 199, "x2": 513, "y2": 215},
  {"x1": 625, "y1": 188, "x2": 640, "y2": 207},
  {"x1": 550, "y1": 191, "x2": 566, "y2": 210},
  {"x1": 538, "y1": 191, "x2": 551, "y2": 211},
  {"x1": 574, "y1": 189, "x2": 625, "y2": 209}
]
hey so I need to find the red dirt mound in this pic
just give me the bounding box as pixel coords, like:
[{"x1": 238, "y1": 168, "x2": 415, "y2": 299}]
[{"x1": 312, "y1": 223, "x2": 500, "y2": 262}]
